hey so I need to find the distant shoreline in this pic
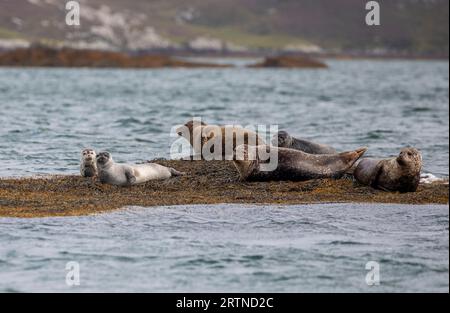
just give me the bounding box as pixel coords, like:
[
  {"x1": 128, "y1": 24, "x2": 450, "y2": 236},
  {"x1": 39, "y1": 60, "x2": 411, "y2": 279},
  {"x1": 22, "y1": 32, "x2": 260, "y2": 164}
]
[
  {"x1": 173, "y1": 51, "x2": 450, "y2": 61},
  {"x1": 0, "y1": 47, "x2": 329, "y2": 69},
  {"x1": 0, "y1": 47, "x2": 447, "y2": 70}
]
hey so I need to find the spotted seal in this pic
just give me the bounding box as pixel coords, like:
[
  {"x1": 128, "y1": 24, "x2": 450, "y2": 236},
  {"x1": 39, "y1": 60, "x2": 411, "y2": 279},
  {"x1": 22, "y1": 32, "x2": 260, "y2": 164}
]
[
  {"x1": 80, "y1": 149, "x2": 98, "y2": 178},
  {"x1": 177, "y1": 119, "x2": 265, "y2": 159},
  {"x1": 96, "y1": 152, "x2": 184, "y2": 186},
  {"x1": 233, "y1": 144, "x2": 367, "y2": 181},
  {"x1": 353, "y1": 147, "x2": 422, "y2": 192}
]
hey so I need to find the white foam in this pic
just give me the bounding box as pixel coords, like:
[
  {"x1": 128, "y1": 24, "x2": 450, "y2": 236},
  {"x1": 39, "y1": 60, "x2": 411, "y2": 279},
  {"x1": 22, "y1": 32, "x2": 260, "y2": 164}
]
[{"x1": 420, "y1": 173, "x2": 449, "y2": 185}]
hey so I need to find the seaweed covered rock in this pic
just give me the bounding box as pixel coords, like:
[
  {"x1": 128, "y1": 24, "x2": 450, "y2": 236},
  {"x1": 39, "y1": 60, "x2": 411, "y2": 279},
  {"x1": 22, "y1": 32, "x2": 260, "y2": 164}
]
[
  {"x1": 0, "y1": 160, "x2": 447, "y2": 218},
  {"x1": 0, "y1": 46, "x2": 231, "y2": 68},
  {"x1": 249, "y1": 55, "x2": 328, "y2": 68}
]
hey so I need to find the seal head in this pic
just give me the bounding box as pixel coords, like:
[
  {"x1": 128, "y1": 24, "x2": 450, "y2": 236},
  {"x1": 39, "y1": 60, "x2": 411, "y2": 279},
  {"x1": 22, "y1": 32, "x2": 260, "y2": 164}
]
[
  {"x1": 96, "y1": 151, "x2": 113, "y2": 168},
  {"x1": 273, "y1": 131, "x2": 292, "y2": 147},
  {"x1": 176, "y1": 119, "x2": 207, "y2": 146},
  {"x1": 80, "y1": 148, "x2": 98, "y2": 178},
  {"x1": 397, "y1": 147, "x2": 422, "y2": 170}
]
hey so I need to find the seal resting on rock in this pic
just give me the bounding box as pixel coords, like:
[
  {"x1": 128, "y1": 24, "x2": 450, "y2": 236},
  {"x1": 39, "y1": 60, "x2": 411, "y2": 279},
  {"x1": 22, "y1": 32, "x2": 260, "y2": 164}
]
[
  {"x1": 80, "y1": 149, "x2": 98, "y2": 178},
  {"x1": 233, "y1": 144, "x2": 367, "y2": 182},
  {"x1": 272, "y1": 131, "x2": 337, "y2": 154},
  {"x1": 177, "y1": 119, "x2": 265, "y2": 159},
  {"x1": 353, "y1": 147, "x2": 422, "y2": 192},
  {"x1": 96, "y1": 152, "x2": 185, "y2": 186}
]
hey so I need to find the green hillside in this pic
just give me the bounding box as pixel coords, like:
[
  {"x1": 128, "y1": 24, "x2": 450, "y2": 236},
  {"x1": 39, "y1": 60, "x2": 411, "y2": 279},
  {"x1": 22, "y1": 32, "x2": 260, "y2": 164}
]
[{"x1": 0, "y1": 0, "x2": 448, "y2": 55}]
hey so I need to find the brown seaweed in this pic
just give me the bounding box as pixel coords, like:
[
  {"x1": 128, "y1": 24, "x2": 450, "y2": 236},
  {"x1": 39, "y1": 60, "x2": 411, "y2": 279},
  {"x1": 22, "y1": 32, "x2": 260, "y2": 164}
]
[{"x1": 0, "y1": 160, "x2": 447, "y2": 218}]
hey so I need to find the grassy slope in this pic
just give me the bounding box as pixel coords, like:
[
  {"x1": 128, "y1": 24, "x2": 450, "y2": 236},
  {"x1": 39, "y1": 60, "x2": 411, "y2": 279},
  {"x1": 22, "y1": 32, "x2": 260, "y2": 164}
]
[
  {"x1": 177, "y1": 25, "x2": 312, "y2": 49},
  {"x1": 0, "y1": 27, "x2": 24, "y2": 39}
]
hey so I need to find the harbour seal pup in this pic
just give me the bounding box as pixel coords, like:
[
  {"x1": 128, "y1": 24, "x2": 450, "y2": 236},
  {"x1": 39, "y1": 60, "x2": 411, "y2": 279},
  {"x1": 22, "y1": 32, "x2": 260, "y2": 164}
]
[
  {"x1": 353, "y1": 147, "x2": 422, "y2": 192},
  {"x1": 96, "y1": 152, "x2": 184, "y2": 186},
  {"x1": 80, "y1": 149, "x2": 98, "y2": 178},
  {"x1": 177, "y1": 119, "x2": 265, "y2": 159},
  {"x1": 233, "y1": 144, "x2": 367, "y2": 181},
  {"x1": 272, "y1": 131, "x2": 337, "y2": 154}
]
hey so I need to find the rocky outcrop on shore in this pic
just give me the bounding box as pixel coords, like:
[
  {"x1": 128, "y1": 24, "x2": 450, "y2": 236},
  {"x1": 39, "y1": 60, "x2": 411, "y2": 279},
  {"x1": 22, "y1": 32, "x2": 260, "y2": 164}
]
[
  {"x1": 0, "y1": 47, "x2": 331, "y2": 69},
  {"x1": 249, "y1": 55, "x2": 328, "y2": 68},
  {"x1": 0, "y1": 160, "x2": 447, "y2": 218},
  {"x1": 0, "y1": 47, "x2": 230, "y2": 68}
]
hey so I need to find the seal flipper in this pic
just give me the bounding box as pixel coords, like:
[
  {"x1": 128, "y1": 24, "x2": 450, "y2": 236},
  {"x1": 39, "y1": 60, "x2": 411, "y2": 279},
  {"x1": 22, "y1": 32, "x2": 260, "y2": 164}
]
[
  {"x1": 353, "y1": 147, "x2": 368, "y2": 159},
  {"x1": 339, "y1": 147, "x2": 368, "y2": 168},
  {"x1": 354, "y1": 158, "x2": 383, "y2": 187},
  {"x1": 369, "y1": 163, "x2": 384, "y2": 189},
  {"x1": 345, "y1": 161, "x2": 359, "y2": 175},
  {"x1": 125, "y1": 170, "x2": 137, "y2": 185},
  {"x1": 169, "y1": 168, "x2": 186, "y2": 177}
]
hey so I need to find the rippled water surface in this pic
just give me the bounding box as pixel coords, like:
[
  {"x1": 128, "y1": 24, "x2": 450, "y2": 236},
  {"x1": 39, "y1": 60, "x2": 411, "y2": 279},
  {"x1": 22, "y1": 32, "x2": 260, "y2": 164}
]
[
  {"x1": 0, "y1": 60, "x2": 448, "y2": 177},
  {"x1": 0, "y1": 61, "x2": 448, "y2": 292},
  {"x1": 0, "y1": 204, "x2": 448, "y2": 293}
]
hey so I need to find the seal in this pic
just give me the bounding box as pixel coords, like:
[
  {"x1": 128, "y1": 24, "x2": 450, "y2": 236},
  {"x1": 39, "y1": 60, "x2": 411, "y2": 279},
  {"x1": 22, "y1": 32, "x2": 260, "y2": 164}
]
[
  {"x1": 272, "y1": 131, "x2": 337, "y2": 154},
  {"x1": 353, "y1": 147, "x2": 422, "y2": 192},
  {"x1": 80, "y1": 148, "x2": 98, "y2": 178},
  {"x1": 96, "y1": 152, "x2": 185, "y2": 186},
  {"x1": 233, "y1": 144, "x2": 367, "y2": 181},
  {"x1": 177, "y1": 119, "x2": 265, "y2": 159}
]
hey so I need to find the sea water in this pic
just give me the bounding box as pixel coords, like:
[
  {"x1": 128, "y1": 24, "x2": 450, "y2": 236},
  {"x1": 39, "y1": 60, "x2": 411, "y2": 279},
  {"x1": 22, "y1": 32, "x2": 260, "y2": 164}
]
[
  {"x1": 0, "y1": 60, "x2": 448, "y2": 292},
  {"x1": 0, "y1": 204, "x2": 448, "y2": 293},
  {"x1": 0, "y1": 60, "x2": 448, "y2": 177}
]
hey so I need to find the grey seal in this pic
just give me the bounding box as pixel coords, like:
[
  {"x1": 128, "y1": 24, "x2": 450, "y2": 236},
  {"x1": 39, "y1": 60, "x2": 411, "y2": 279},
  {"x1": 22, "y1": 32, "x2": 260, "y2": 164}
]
[
  {"x1": 80, "y1": 149, "x2": 98, "y2": 178},
  {"x1": 176, "y1": 119, "x2": 265, "y2": 159},
  {"x1": 233, "y1": 144, "x2": 367, "y2": 182},
  {"x1": 272, "y1": 131, "x2": 337, "y2": 154},
  {"x1": 353, "y1": 147, "x2": 422, "y2": 192},
  {"x1": 96, "y1": 152, "x2": 184, "y2": 186}
]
